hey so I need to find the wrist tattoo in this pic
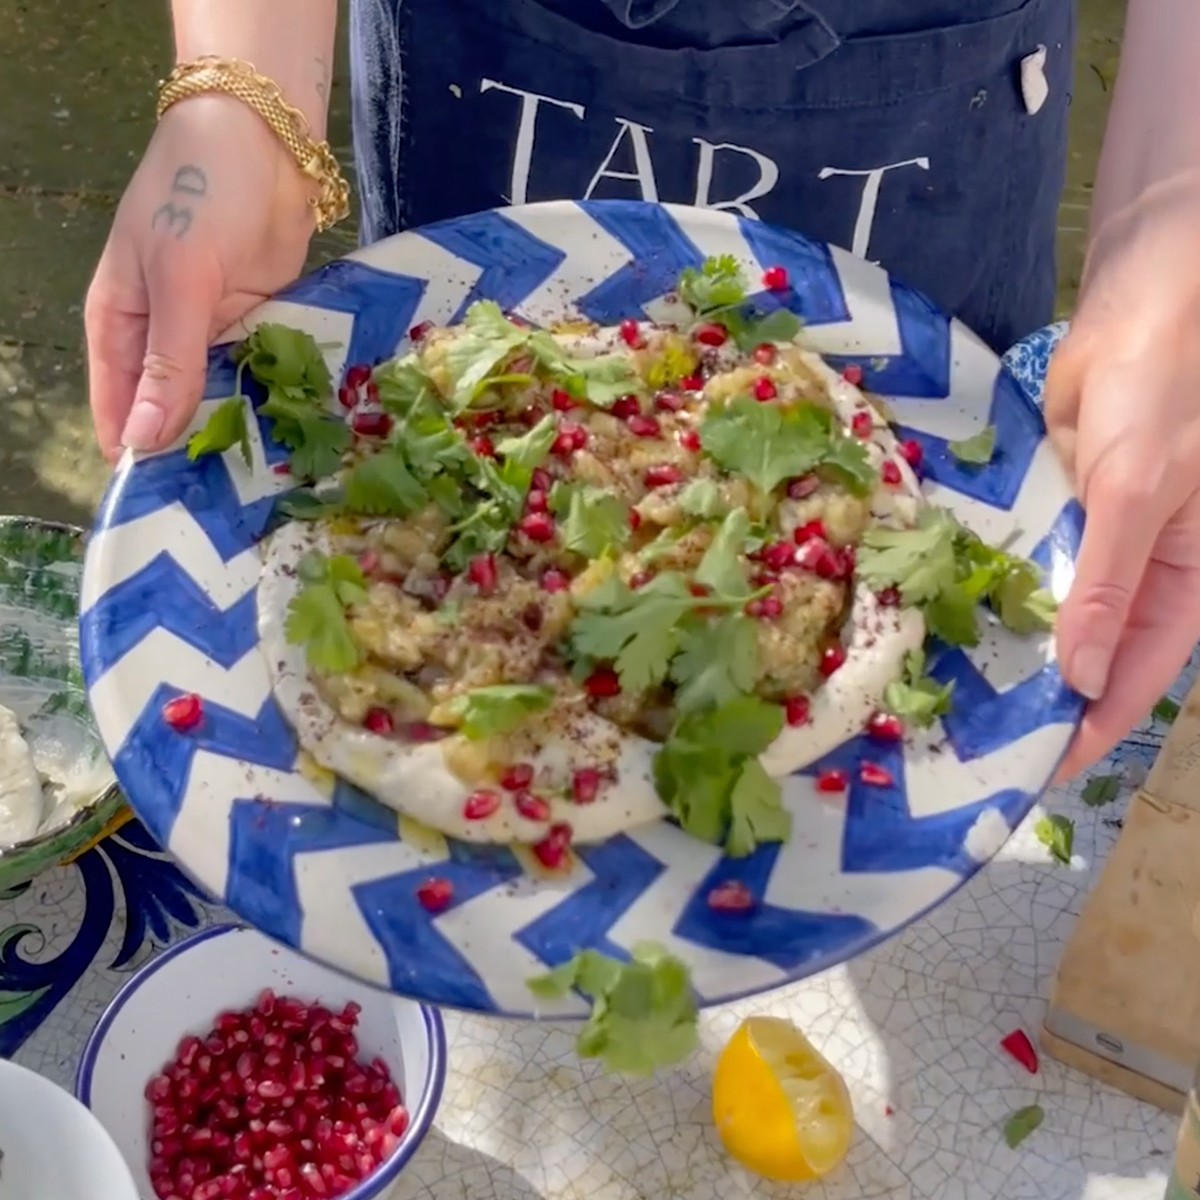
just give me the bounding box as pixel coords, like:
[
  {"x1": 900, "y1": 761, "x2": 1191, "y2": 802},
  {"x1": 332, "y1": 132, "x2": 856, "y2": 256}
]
[{"x1": 150, "y1": 164, "x2": 209, "y2": 239}]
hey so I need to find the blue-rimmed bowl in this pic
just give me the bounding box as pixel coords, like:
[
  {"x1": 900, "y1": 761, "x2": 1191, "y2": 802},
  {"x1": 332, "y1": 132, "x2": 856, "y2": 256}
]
[{"x1": 76, "y1": 924, "x2": 446, "y2": 1200}]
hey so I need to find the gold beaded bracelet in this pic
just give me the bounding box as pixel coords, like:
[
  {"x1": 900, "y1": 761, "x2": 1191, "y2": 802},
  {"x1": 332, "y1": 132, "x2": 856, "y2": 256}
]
[{"x1": 156, "y1": 56, "x2": 350, "y2": 233}]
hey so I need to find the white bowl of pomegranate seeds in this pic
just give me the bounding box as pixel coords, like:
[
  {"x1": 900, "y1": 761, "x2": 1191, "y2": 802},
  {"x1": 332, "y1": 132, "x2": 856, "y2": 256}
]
[
  {"x1": 0, "y1": 1056, "x2": 139, "y2": 1199},
  {"x1": 75, "y1": 924, "x2": 447, "y2": 1200}
]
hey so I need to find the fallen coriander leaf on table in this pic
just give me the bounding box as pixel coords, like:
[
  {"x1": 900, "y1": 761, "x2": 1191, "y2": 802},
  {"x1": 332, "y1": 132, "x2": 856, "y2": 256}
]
[
  {"x1": 948, "y1": 425, "x2": 997, "y2": 465},
  {"x1": 1080, "y1": 774, "x2": 1121, "y2": 808},
  {"x1": 1003, "y1": 1103, "x2": 1044, "y2": 1148},
  {"x1": 1034, "y1": 814, "x2": 1074, "y2": 865},
  {"x1": 1153, "y1": 696, "x2": 1181, "y2": 725}
]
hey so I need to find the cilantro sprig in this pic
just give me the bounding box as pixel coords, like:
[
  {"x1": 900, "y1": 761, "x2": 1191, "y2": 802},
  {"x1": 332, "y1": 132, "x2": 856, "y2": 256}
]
[
  {"x1": 527, "y1": 942, "x2": 699, "y2": 1077},
  {"x1": 677, "y1": 256, "x2": 803, "y2": 351},
  {"x1": 440, "y1": 684, "x2": 553, "y2": 739},
  {"x1": 949, "y1": 425, "x2": 997, "y2": 465},
  {"x1": 857, "y1": 508, "x2": 1057, "y2": 646},
  {"x1": 284, "y1": 551, "x2": 368, "y2": 674},
  {"x1": 700, "y1": 396, "x2": 876, "y2": 500},
  {"x1": 550, "y1": 483, "x2": 631, "y2": 559},
  {"x1": 883, "y1": 648, "x2": 955, "y2": 728}
]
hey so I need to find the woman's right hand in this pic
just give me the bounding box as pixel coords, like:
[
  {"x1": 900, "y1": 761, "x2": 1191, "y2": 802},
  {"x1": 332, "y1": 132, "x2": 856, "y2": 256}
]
[{"x1": 85, "y1": 95, "x2": 317, "y2": 462}]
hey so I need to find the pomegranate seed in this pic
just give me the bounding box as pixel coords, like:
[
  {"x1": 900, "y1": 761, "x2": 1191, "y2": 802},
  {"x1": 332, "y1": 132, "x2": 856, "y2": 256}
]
[
  {"x1": 816, "y1": 768, "x2": 848, "y2": 793},
  {"x1": 644, "y1": 464, "x2": 682, "y2": 488},
  {"x1": 356, "y1": 549, "x2": 380, "y2": 577},
  {"x1": 842, "y1": 364, "x2": 864, "y2": 386},
  {"x1": 466, "y1": 553, "x2": 498, "y2": 595},
  {"x1": 753, "y1": 343, "x2": 777, "y2": 366},
  {"x1": 900, "y1": 438, "x2": 923, "y2": 469},
  {"x1": 272, "y1": 462, "x2": 292, "y2": 476},
  {"x1": 618, "y1": 318, "x2": 644, "y2": 349},
  {"x1": 162, "y1": 694, "x2": 203, "y2": 732},
  {"x1": 655, "y1": 391, "x2": 684, "y2": 412},
  {"x1": 859, "y1": 761, "x2": 894, "y2": 787},
  {"x1": 611, "y1": 395, "x2": 641, "y2": 419},
  {"x1": 337, "y1": 384, "x2": 356, "y2": 410},
  {"x1": 795, "y1": 538, "x2": 847, "y2": 580},
  {"x1": 747, "y1": 594, "x2": 783, "y2": 620},
  {"x1": 630, "y1": 570, "x2": 656, "y2": 589},
  {"x1": 792, "y1": 519, "x2": 826, "y2": 544},
  {"x1": 532, "y1": 823, "x2": 572, "y2": 869},
  {"x1": 784, "y1": 696, "x2": 810, "y2": 727},
  {"x1": 679, "y1": 429, "x2": 702, "y2": 452},
  {"x1": 694, "y1": 322, "x2": 728, "y2": 347},
  {"x1": 518, "y1": 512, "x2": 556, "y2": 543},
  {"x1": 515, "y1": 791, "x2": 552, "y2": 822},
  {"x1": 851, "y1": 411, "x2": 874, "y2": 438},
  {"x1": 679, "y1": 374, "x2": 704, "y2": 392},
  {"x1": 584, "y1": 666, "x2": 621, "y2": 698},
  {"x1": 526, "y1": 488, "x2": 549, "y2": 513},
  {"x1": 627, "y1": 413, "x2": 661, "y2": 438},
  {"x1": 881, "y1": 460, "x2": 902, "y2": 486},
  {"x1": 628, "y1": 508, "x2": 642, "y2": 531},
  {"x1": 552, "y1": 422, "x2": 588, "y2": 456},
  {"x1": 786, "y1": 474, "x2": 820, "y2": 500},
  {"x1": 550, "y1": 388, "x2": 575, "y2": 411},
  {"x1": 877, "y1": 586, "x2": 902, "y2": 607},
  {"x1": 464, "y1": 790, "x2": 501, "y2": 820},
  {"x1": 762, "y1": 265, "x2": 789, "y2": 291},
  {"x1": 416, "y1": 877, "x2": 454, "y2": 913},
  {"x1": 362, "y1": 707, "x2": 394, "y2": 736},
  {"x1": 351, "y1": 410, "x2": 392, "y2": 438},
  {"x1": 470, "y1": 434, "x2": 495, "y2": 458},
  {"x1": 707, "y1": 880, "x2": 756, "y2": 912},
  {"x1": 344, "y1": 364, "x2": 371, "y2": 390},
  {"x1": 531, "y1": 468, "x2": 552, "y2": 491},
  {"x1": 540, "y1": 567, "x2": 570, "y2": 593},
  {"x1": 762, "y1": 541, "x2": 796, "y2": 571},
  {"x1": 866, "y1": 712, "x2": 904, "y2": 742},
  {"x1": 753, "y1": 376, "x2": 777, "y2": 402},
  {"x1": 500, "y1": 763, "x2": 534, "y2": 791},
  {"x1": 819, "y1": 644, "x2": 847, "y2": 676},
  {"x1": 571, "y1": 768, "x2": 603, "y2": 804},
  {"x1": 409, "y1": 320, "x2": 433, "y2": 342}
]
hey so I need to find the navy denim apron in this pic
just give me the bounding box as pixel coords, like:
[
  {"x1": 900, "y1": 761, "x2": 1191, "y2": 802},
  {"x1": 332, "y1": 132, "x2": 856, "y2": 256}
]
[{"x1": 349, "y1": 0, "x2": 1073, "y2": 352}]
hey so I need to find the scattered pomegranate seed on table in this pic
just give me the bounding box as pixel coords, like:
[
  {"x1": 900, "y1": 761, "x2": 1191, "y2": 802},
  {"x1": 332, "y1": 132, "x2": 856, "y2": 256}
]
[
  {"x1": 859, "y1": 762, "x2": 895, "y2": 787},
  {"x1": 866, "y1": 712, "x2": 904, "y2": 742},
  {"x1": 463, "y1": 789, "x2": 501, "y2": 820},
  {"x1": 144, "y1": 991, "x2": 408, "y2": 1200},
  {"x1": 816, "y1": 768, "x2": 848, "y2": 794},
  {"x1": 707, "y1": 880, "x2": 756, "y2": 912},
  {"x1": 841, "y1": 363, "x2": 864, "y2": 386},
  {"x1": 762, "y1": 265, "x2": 789, "y2": 291},
  {"x1": 162, "y1": 694, "x2": 204, "y2": 732},
  {"x1": 999, "y1": 1029, "x2": 1040, "y2": 1075},
  {"x1": 416, "y1": 877, "x2": 454, "y2": 913}
]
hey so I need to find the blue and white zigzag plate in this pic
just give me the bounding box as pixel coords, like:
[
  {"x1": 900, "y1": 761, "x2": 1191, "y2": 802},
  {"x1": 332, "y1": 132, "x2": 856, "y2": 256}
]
[{"x1": 79, "y1": 201, "x2": 1083, "y2": 1016}]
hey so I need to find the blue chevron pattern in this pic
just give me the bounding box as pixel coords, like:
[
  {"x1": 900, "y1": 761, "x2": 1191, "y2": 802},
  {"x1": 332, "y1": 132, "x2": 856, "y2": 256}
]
[{"x1": 80, "y1": 201, "x2": 1084, "y2": 1015}]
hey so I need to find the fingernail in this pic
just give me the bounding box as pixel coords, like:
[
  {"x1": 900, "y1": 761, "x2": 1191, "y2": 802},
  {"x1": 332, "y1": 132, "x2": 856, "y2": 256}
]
[
  {"x1": 1068, "y1": 644, "x2": 1110, "y2": 700},
  {"x1": 121, "y1": 400, "x2": 166, "y2": 450}
]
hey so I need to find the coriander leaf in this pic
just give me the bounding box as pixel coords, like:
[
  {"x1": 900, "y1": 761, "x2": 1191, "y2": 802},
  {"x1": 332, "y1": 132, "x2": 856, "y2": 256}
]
[
  {"x1": 991, "y1": 561, "x2": 1058, "y2": 634},
  {"x1": 187, "y1": 397, "x2": 251, "y2": 466},
  {"x1": 817, "y1": 433, "x2": 877, "y2": 497},
  {"x1": 1153, "y1": 696, "x2": 1181, "y2": 724},
  {"x1": 692, "y1": 694, "x2": 785, "y2": 756},
  {"x1": 677, "y1": 478, "x2": 726, "y2": 519},
  {"x1": 1003, "y1": 1104, "x2": 1044, "y2": 1149},
  {"x1": 552, "y1": 483, "x2": 630, "y2": 559},
  {"x1": 738, "y1": 307, "x2": 802, "y2": 350},
  {"x1": 442, "y1": 502, "x2": 510, "y2": 573},
  {"x1": 1034, "y1": 814, "x2": 1074, "y2": 865},
  {"x1": 857, "y1": 507, "x2": 960, "y2": 604},
  {"x1": 375, "y1": 358, "x2": 437, "y2": 417},
  {"x1": 677, "y1": 255, "x2": 747, "y2": 315},
  {"x1": 440, "y1": 301, "x2": 529, "y2": 410},
  {"x1": 1081, "y1": 774, "x2": 1121, "y2": 808},
  {"x1": 342, "y1": 450, "x2": 428, "y2": 516},
  {"x1": 395, "y1": 413, "x2": 475, "y2": 482},
  {"x1": 442, "y1": 684, "x2": 554, "y2": 740},
  {"x1": 495, "y1": 414, "x2": 557, "y2": 473},
  {"x1": 284, "y1": 553, "x2": 367, "y2": 674},
  {"x1": 920, "y1": 584, "x2": 981, "y2": 647},
  {"x1": 259, "y1": 390, "x2": 351, "y2": 481},
  {"x1": 640, "y1": 334, "x2": 699, "y2": 393},
  {"x1": 670, "y1": 614, "x2": 759, "y2": 714},
  {"x1": 275, "y1": 488, "x2": 341, "y2": 521},
  {"x1": 701, "y1": 397, "x2": 831, "y2": 497},
  {"x1": 883, "y1": 650, "x2": 955, "y2": 728},
  {"x1": 949, "y1": 425, "x2": 997, "y2": 465},
  {"x1": 694, "y1": 508, "x2": 753, "y2": 597},
  {"x1": 238, "y1": 323, "x2": 332, "y2": 398},
  {"x1": 726, "y1": 758, "x2": 791, "y2": 857},
  {"x1": 528, "y1": 944, "x2": 699, "y2": 1077},
  {"x1": 529, "y1": 332, "x2": 644, "y2": 409}
]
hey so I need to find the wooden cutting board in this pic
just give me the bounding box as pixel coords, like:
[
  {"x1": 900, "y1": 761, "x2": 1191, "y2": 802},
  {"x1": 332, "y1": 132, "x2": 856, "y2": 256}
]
[{"x1": 1042, "y1": 678, "x2": 1200, "y2": 1113}]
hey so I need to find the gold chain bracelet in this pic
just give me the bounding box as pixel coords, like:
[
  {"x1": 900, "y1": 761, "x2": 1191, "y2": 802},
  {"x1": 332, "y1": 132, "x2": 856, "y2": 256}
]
[{"x1": 156, "y1": 56, "x2": 350, "y2": 233}]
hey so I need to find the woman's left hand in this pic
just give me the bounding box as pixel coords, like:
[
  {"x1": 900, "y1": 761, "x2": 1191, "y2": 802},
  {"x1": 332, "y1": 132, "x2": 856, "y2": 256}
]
[{"x1": 1046, "y1": 173, "x2": 1200, "y2": 779}]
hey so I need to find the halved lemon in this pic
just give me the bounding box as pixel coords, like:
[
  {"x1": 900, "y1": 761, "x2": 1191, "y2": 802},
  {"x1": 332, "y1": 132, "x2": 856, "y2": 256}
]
[{"x1": 712, "y1": 1016, "x2": 854, "y2": 1182}]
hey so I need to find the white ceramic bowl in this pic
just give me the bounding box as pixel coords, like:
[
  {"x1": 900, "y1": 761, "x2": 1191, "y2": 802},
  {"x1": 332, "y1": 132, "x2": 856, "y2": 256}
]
[
  {"x1": 76, "y1": 924, "x2": 446, "y2": 1200},
  {"x1": 0, "y1": 1056, "x2": 139, "y2": 1199}
]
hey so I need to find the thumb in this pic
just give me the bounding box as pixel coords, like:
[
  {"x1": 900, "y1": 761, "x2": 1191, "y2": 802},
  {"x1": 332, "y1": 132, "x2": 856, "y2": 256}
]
[
  {"x1": 121, "y1": 253, "x2": 223, "y2": 453},
  {"x1": 1057, "y1": 447, "x2": 1163, "y2": 699}
]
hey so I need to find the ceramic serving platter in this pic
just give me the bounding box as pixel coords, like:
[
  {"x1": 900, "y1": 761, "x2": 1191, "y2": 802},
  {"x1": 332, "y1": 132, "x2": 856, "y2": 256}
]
[{"x1": 79, "y1": 201, "x2": 1083, "y2": 1016}]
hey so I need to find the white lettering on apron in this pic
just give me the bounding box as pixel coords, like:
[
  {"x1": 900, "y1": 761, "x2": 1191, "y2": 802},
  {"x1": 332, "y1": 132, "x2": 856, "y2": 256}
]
[
  {"x1": 818, "y1": 158, "x2": 931, "y2": 258},
  {"x1": 584, "y1": 119, "x2": 660, "y2": 202},
  {"x1": 480, "y1": 78, "x2": 585, "y2": 204},
  {"x1": 691, "y1": 138, "x2": 780, "y2": 218}
]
